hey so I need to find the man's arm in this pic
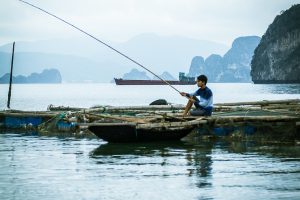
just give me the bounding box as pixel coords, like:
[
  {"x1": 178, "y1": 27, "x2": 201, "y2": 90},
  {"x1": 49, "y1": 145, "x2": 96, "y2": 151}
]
[{"x1": 199, "y1": 96, "x2": 213, "y2": 107}]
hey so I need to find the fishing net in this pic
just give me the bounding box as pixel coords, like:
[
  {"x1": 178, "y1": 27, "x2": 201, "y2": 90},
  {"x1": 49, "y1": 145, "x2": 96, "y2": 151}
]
[{"x1": 38, "y1": 112, "x2": 67, "y2": 133}]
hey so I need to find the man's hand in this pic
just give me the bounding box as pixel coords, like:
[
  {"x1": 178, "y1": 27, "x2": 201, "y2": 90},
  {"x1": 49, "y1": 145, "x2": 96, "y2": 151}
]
[
  {"x1": 180, "y1": 92, "x2": 187, "y2": 96},
  {"x1": 181, "y1": 92, "x2": 196, "y2": 102}
]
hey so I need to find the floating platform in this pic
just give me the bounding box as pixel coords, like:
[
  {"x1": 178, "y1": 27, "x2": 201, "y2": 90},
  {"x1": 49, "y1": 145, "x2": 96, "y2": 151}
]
[{"x1": 0, "y1": 99, "x2": 299, "y2": 142}]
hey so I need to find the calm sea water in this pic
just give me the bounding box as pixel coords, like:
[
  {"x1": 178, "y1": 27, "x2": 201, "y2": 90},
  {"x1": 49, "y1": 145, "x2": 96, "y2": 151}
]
[
  {"x1": 1, "y1": 83, "x2": 300, "y2": 200},
  {"x1": 0, "y1": 83, "x2": 300, "y2": 110}
]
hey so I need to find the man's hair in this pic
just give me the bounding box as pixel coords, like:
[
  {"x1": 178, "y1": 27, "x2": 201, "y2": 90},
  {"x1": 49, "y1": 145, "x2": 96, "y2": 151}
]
[{"x1": 197, "y1": 75, "x2": 208, "y2": 85}]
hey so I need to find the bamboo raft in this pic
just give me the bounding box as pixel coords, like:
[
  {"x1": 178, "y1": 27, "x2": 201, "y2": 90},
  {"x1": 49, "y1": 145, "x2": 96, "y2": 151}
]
[{"x1": 0, "y1": 99, "x2": 299, "y2": 142}]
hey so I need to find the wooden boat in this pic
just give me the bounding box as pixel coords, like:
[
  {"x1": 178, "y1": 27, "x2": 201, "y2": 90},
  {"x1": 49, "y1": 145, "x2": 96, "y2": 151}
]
[{"x1": 88, "y1": 118, "x2": 205, "y2": 143}]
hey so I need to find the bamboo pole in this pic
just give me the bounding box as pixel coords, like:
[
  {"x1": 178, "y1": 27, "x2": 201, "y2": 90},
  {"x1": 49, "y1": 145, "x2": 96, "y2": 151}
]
[
  {"x1": 7, "y1": 42, "x2": 15, "y2": 109},
  {"x1": 86, "y1": 113, "x2": 149, "y2": 124},
  {"x1": 213, "y1": 106, "x2": 262, "y2": 111},
  {"x1": 0, "y1": 111, "x2": 57, "y2": 118},
  {"x1": 85, "y1": 104, "x2": 185, "y2": 112},
  {"x1": 261, "y1": 104, "x2": 300, "y2": 110},
  {"x1": 208, "y1": 115, "x2": 300, "y2": 123},
  {"x1": 214, "y1": 99, "x2": 300, "y2": 106}
]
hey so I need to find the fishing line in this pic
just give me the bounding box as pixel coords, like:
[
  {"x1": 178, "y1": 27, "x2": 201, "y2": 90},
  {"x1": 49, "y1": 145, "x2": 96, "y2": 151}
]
[{"x1": 18, "y1": 0, "x2": 182, "y2": 94}]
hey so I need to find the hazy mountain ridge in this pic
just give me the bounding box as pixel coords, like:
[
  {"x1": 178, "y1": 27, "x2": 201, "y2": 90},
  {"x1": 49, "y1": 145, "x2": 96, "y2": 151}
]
[
  {"x1": 188, "y1": 36, "x2": 261, "y2": 82},
  {"x1": 0, "y1": 68, "x2": 62, "y2": 84},
  {"x1": 152, "y1": 71, "x2": 176, "y2": 81},
  {"x1": 121, "y1": 68, "x2": 176, "y2": 80},
  {"x1": 0, "y1": 51, "x2": 115, "y2": 82},
  {"x1": 0, "y1": 33, "x2": 228, "y2": 82},
  {"x1": 122, "y1": 68, "x2": 151, "y2": 80}
]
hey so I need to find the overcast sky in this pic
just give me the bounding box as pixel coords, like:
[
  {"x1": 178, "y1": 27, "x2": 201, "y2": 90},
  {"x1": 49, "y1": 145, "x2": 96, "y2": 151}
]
[{"x1": 1, "y1": 0, "x2": 300, "y2": 46}]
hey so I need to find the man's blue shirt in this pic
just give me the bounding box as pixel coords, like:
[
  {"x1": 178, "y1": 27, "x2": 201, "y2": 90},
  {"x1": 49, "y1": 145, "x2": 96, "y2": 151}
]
[{"x1": 189, "y1": 86, "x2": 213, "y2": 115}]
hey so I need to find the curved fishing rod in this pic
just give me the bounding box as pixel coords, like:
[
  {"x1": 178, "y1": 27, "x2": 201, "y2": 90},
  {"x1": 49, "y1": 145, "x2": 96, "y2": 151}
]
[{"x1": 18, "y1": 0, "x2": 182, "y2": 94}]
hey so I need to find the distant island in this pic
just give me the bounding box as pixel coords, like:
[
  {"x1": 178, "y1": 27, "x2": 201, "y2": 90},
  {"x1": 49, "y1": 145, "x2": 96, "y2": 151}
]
[
  {"x1": 120, "y1": 68, "x2": 176, "y2": 81},
  {"x1": 121, "y1": 36, "x2": 261, "y2": 83},
  {"x1": 0, "y1": 68, "x2": 62, "y2": 84},
  {"x1": 251, "y1": 4, "x2": 300, "y2": 83}
]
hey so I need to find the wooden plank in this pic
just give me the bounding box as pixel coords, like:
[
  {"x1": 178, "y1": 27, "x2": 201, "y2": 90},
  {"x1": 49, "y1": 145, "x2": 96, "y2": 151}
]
[{"x1": 84, "y1": 104, "x2": 185, "y2": 113}]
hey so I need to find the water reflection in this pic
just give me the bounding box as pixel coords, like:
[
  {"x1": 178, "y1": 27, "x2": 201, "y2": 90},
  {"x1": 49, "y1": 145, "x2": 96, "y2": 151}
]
[
  {"x1": 1, "y1": 133, "x2": 300, "y2": 200},
  {"x1": 257, "y1": 84, "x2": 300, "y2": 94},
  {"x1": 90, "y1": 141, "x2": 214, "y2": 189},
  {"x1": 90, "y1": 141, "x2": 185, "y2": 156},
  {"x1": 217, "y1": 140, "x2": 300, "y2": 158}
]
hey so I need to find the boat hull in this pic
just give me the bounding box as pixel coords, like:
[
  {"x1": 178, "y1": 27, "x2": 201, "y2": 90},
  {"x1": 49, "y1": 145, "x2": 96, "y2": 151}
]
[{"x1": 88, "y1": 123, "x2": 195, "y2": 143}]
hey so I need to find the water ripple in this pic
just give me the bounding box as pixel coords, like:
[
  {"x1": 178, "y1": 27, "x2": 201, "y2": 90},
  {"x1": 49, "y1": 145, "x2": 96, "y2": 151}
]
[{"x1": 0, "y1": 133, "x2": 300, "y2": 200}]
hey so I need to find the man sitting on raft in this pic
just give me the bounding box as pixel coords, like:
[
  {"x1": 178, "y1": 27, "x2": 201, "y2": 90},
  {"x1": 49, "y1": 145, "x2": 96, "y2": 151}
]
[{"x1": 180, "y1": 75, "x2": 213, "y2": 117}]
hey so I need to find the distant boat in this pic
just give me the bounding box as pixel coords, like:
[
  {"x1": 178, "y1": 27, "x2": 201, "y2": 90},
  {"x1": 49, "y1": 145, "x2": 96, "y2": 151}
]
[
  {"x1": 115, "y1": 72, "x2": 195, "y2": 85},
  {"x1": 114, "y1": 78, "x2": 195, "y2": 85}
]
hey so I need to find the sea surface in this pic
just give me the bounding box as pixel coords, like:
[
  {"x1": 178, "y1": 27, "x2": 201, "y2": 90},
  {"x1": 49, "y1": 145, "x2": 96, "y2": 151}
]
[
  {"x1": 0, "y1": 83, "x2": 300, "y2": 110},
  {"x1": 0, "y1": 83, "x2": 300, "y2": 200}
]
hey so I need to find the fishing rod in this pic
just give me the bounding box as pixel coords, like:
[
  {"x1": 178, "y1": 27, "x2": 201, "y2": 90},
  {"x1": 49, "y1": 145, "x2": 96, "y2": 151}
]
[{"x1": 18, "y1": 0, "x2": 182, "y2": 94}]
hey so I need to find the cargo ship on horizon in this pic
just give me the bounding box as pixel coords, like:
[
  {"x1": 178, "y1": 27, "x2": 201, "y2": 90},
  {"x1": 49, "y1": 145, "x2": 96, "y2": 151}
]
[{"x1": 114, "y1": 72, "x2": 196, "y2": 85}]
